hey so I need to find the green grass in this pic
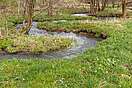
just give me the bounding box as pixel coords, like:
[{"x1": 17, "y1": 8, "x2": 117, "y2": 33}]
[
  {"x1": 37, "y1": 20, "x2": 121, "y2": 37},
  {"x1": 0, "y1": 19, "x2": 132, "y2": 87},
  {"x1": 0, "y1": 1, "x2": 132, "y2": 87},
  {"x1": 33, "y1": 13, "x2": 96, "y2": 22},
  {"x1": 96, "y1": 7, "x2": 122, "y2": 17},
  {"x1": 0, "y1": 35, "x2": 73, "y2": 54}
]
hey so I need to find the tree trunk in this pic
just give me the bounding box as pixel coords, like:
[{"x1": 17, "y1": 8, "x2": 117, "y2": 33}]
[
  {"x1": 96, "y1": 0, "x2": 101, "y2": 11},
  {"x1": 90, "y1": 0, "x2": 96, "y2": 15},
  {"x1": 101, "y1": 0, "x2": 108, "y2": 11},
  {"x1": 48, "y1": 0, "x2": 53, "y2": 16},
  {"x1": 21, "y1": 0, "x2": 34, "y2": 34},
  {"x1": 17, "y1": 0, "x2": 27, "y2": 16},
  {"x1": 122, "y1": 0, "x2": 127, "y2": 18}
]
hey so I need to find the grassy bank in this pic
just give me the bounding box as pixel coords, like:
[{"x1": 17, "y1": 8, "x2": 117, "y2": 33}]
[
  {"x1": 33, "y1": 14, "x2": 96, "y2": 22},
  {"x1": 0, "y1": 35, "x2": 72, "y2": 54},
  {"x1": 0, "y1": 19, "x2": 132, "y2": 87},
  {"x1": 37, "y1": 20, "x2": 121, "y2": 38}
]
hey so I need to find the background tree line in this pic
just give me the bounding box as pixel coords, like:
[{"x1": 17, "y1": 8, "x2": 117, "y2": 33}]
[{"x1": 0, "y1": 0, "x2": 129, "y2": 34}]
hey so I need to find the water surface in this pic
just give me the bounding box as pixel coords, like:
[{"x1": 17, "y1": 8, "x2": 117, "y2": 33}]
[{"x1": 0, "y1": 22, "x2": 97, "y2": 59}]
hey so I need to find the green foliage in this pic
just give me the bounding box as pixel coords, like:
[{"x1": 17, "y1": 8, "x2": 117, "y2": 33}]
[
  {"x1": 0, "y1": 38, "x2": 13, "y2": 49},
  {"x1": 0, "y1": 19, "x2": 132, "y2": 88},
  {"x1": 33, "y1": 13, "x2": 96, "y2": 22},
  {"x1": 0, "y1": 2, "x2": 132, "y2": 87},
  {"x1": 0, "y1": 16, "x2": 15, "y2": 29},
  {"x1": 38, "y1": 21, "x2": 120, "y2": 37},
  {"x1": 96, "y1": 7, "x2": 122, "y2": 17},
  {"x1": 2, "y1": 35, "x2": 73, "y2": 54},
  {"x1": 7, "y1": 16, "x2": 24, "y2": 25}
]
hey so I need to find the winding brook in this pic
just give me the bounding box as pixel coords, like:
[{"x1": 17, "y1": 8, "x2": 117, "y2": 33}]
[{"x1": 0, "y1": 22, "x2": 98, "y2": 59}]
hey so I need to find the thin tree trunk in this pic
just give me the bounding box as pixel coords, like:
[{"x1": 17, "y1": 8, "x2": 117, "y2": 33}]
[
  {"x1": 122, "y1": 0, "x2": 127, "y2": 18},
  {"x1": 90, "y1": 0, "x2": 96, "y2": 15},
  {"x1": 96, "y1": 0, "x2": 101, "y2": 11},
  {"x1": 101, "y1": 0, "x2": 108, "y2": 11},
  {"x1": 48, "y1": 0, "x2": 53, "y2": 16},
  {"x1": 21, "y1": 0, "x2": 34, "y2": 34}
]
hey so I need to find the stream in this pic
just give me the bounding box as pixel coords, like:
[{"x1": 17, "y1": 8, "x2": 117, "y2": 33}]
[{"x1": 0, "y1": 21, "x2": 98, "y2": 59}]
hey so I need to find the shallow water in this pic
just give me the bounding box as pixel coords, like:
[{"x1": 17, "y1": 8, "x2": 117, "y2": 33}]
[
  {"x1": 72, "y1": 13, "x2": 88, "y2": 17},
  {"x1": 72, "y1": 13, "x2": 119, "y2": 21},
  {"x1": 0, "y1": 22, "x2": 97, "y2": 59}
]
